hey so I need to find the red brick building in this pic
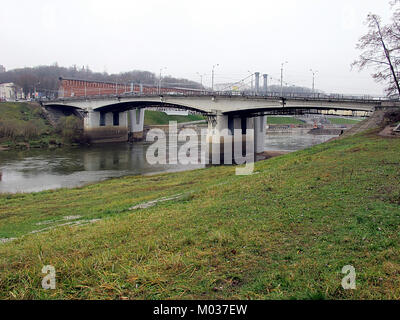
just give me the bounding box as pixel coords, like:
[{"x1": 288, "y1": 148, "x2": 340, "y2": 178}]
[
  {"x1": 58, "y1": 77, "x2": 136, "y2": 97},
  {"x1": 58, "y1": 77, "x2": 203, "y2": 98}
]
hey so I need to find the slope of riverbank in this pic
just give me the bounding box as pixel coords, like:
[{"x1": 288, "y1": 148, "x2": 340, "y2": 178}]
[
  {"x1": 0, "y1": 128, "x2": 399, "y2": 300},
  {"x1": 0, "y1": 102, "x2": 61, "y2": 149},
  {"x1": 0, "y1": 103, "x2": 207, "y2": 150}
]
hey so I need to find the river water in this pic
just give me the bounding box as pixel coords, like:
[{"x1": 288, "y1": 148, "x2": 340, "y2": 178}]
[{"x1": 0, "y1": 130, "x2": 336, "y2": 193}]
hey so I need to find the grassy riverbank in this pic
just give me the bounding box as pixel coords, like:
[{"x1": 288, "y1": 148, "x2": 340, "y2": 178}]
[
  {"x1": 0, "y1": 129, "x2": 399, "y2": 299},
  {"x1": 0, "y1": 102, "x2": 60, "y2": 149},
  {"x1": 0, "y1": 103, "x2": 206, "y2": 150},
  {"x1": 144, "y1": 110, "x2": 205, "y2": 126},
  {"x1": 267, "y1": 116, "x2": 305, "y2": 125}
]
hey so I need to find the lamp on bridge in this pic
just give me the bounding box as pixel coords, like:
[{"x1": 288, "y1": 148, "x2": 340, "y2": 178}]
[
  {"x1": 212, "y1": 64, "x2": 219, "y2": 92},
  {"x1": 310, "y1": 69, "x2": 318, "y2": 95},
  {"x1": 159, "y1": 67, "x2": 167, "y2": 94},
  {"x1": 280, "y1": 61, "x2": 288, "y2": 96}
]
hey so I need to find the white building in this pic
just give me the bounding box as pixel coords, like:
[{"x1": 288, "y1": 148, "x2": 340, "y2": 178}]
[{"x1": 0, "y1": 83, "x2": 25, "y2": 101}]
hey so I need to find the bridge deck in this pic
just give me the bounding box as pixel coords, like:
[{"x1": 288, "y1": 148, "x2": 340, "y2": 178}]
[{"x1": 42, "y1": 92, "x2": 399, "y2": 116}]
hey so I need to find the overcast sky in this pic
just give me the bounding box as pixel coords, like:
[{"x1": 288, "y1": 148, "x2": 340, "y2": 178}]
[{"x1": 0, "y1": 0, "x2": 395, "y2": 95}]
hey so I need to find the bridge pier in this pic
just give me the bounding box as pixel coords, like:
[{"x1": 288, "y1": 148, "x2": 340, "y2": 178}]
[
  {"x1": 254, "y1": 115, "x2": 266, "y2": 153},
  {"x1": 129, "y1": 108, "x2": 145, "y2": 141},
  {"x1": 84, "y1": 110, "x2": 129, "y2": 143},
  {"x1": 206, "y1": 113, "x2": 265, "y2": 164}
]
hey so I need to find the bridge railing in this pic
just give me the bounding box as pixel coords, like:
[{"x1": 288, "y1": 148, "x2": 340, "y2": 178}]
[{"x1": 43, "y1": 89, "x2": 392, "y2": 104}]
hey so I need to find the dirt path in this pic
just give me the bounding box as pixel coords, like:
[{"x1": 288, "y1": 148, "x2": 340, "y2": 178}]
[
  {"x1": 378, "y1": 125, "x2": 400, "y2": 137},
  {"x1": 339, "y1": 107, "x2": 400, "y2": 139},
  {"x1": 258, "y1": 151, "x2": 289, "y2": 160},
  {"x1": 339, "y1": 110, "x2": 386, "y2": 138}
]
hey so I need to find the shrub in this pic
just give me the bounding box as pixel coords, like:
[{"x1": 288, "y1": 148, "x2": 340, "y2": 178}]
[{"x1": 58, "y1": 115, "x2": 84, "y2": 143}]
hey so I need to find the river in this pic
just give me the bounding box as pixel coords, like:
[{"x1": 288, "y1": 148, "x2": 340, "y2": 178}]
[{"x1": 0, "y1": 129, "x2": 337, "y2": 193}]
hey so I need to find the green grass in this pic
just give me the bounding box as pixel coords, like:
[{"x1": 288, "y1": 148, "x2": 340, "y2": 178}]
[
  {"x1": 267, "y1": 116, "x2": 304, "y2": 125},
  {"x1": 0, "y1": 102, "x2": 60, "y2": 148},
  {"x1": 144, "y1": 110, "x2": 205, "y2": 126},
  {"x1": 0, "y1": 130, "x2": 399, "y2": 299},
  {"x1": 328, "y1": 118, "x2": 362, "y2": 125},
  {"x1": 0, "y1": 102, "x2": 46, "y2": 124}
]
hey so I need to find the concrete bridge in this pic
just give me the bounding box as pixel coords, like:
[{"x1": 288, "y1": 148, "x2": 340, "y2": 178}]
[{"x1": 41, "y1": 92, "x2": 397, "y2": 153}]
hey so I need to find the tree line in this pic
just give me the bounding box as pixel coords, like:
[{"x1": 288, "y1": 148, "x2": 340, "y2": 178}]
[{"x1": 0, "y1": 64, "x2": 203, "y2": 98}]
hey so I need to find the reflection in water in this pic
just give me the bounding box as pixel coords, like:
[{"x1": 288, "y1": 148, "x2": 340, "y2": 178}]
[
  {"x1": 0, "y1": 130, "x2": 338, "y2": 193},
  {"x1": 265, "y1": 129, "x2": 336, "y2": 152},
  {"x1": 0, "y1": 141, "x2": 204, "y2": 193}
]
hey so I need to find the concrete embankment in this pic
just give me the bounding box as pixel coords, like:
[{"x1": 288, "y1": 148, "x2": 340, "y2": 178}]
[{"x1": 308, "y1": 128, "x2": 344, "y2": 135}]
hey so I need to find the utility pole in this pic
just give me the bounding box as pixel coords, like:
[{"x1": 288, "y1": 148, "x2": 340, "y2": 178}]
[
  {"x1": 212, "y1": 64, "x2": 219, "y2": 92},
  {"x1": 280, "y1": 61, "x2": 288, "y2": 96},
  {"x1": 310, "y1": 69, "x2": 318, "y2": 95}
]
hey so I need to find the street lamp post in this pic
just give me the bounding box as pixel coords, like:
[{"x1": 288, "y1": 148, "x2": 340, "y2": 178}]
[
  {"x1": 211, "y1": 64, "x2": 219, "y2": 92},
  {"x1": 159, "y1": 67, "x2": 167, "y2": 94},
  {"x1": 280, "y1": 61, "x2": 288, "y2": 97},
  {"x1": 310, "y1": 69, "x2": 318, "y2": 95},
  {"x1": 196, "y1": 72, "x2": 206, "y2": 88}
]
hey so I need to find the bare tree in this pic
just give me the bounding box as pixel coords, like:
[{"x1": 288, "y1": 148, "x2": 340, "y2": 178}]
[{"x1": 353, "y1": 1, "x2": 400, "y2": 97}]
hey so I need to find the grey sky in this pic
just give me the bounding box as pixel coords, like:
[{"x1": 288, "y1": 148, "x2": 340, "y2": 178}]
[{"x1": 0, "y1": 0, "x2": 394, "y2": 95}]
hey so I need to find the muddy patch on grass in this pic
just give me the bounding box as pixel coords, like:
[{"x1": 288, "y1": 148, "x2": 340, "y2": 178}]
[
  {"x1": 31, "y1": 218, "x2": 101, "y2": 234},
  {"x1": 129, "y1": 194, "x2": 185, "y2": 210},
  {"x1": 345, "y1": 147, "x2": 366, "y2": 153},
  {"x1": 0, "y1": 218, "x2": 101, "y2": 245},
  {"x1": 36, "y1": 215, "x2": 82, "y2": 226},
  {"x1": 378, "y1": 125, "x2": 400, "y2": 138},
  {"x1": 0, "y1": 238, "x2": 16, "y2": 244},
  {"x1": 371, "y1": 185, "x2": 400, "y2": 206},
  {"x1": 259, "y1": 151, "x2": 289, "y2": 160}
]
